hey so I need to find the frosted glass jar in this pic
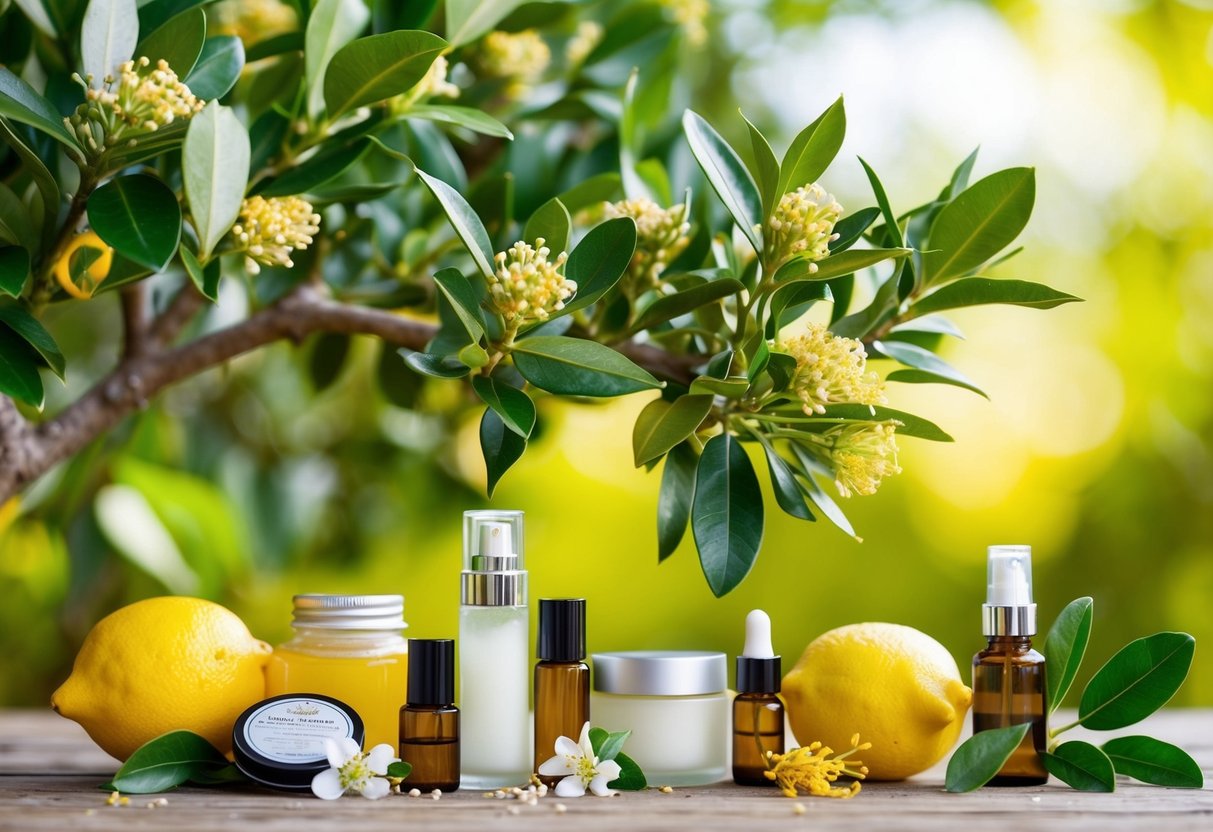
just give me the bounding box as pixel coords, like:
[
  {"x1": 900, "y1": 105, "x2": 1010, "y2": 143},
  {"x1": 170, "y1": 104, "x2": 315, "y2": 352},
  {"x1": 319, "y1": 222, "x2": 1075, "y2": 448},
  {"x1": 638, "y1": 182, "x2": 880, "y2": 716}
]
[{"x1": 590, "y1": 651, "x2": 728, "y2": 785}]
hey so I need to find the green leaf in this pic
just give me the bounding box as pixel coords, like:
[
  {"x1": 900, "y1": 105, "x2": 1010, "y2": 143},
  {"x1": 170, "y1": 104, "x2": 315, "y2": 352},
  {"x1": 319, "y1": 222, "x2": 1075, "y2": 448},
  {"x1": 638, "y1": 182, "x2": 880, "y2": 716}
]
[
  {"x1": 692, "y1": 433, "x2": 764, "y2": 597},
  {"x1": 445, "y1": 0, "x2": 522, "y2": 46},
  {"x1": 1044, "y1": 596, "x2": 1093, "y2": 714},
  {"x1": 767, "y1": 281, "x2": 832, "y2": 334},
  {"x1": 1078, "y1": 632, "x2": 1195, "y2": 730},
  {"x1": 432, "y1": 267, "x2": 486, "y2": 343},
  {"x1": 184, "y1": 36, "x2": 244, "y2": 100},
  {"x1": 609, "y1": 751, "x2": 647, "y2": 790},
  {"x1": 472, "y1": 375, "x2": 535, "y2": 438},
  {"x1": 0, "y1": 119, "x2": 60, "y2": 249},
  {"x1": 618, "y1": 70, "x2": 651, "y2": 202},
  {"x1": 324, "y1": 30, "x2": 448, "y2": 117},
  {"x1": 480, "y1": 406, "x2": 526, "y2": 496},
  {"x1": 399, "y1": 349, "x2": 470, "y2": 379},
  {"x1": 922, "y1": 168, "x2": 1035, "y2": 285},
  {"x1": 413, "y1": 166, "x2": 495, "y2": 280},
  {"x1": 12, "y1": 0, "x2": 57, "y2": 37},
  {"x1": 180, "y1": 247, "x2": 220, "y2": 301},
  {"x1": 185, "y1": 763, "x2": 246, "y2": 786},
  {"x1": 909, "y1": 278, "x2": 1081, "y2": 317},
  {"x1": 1041, "y1": 741, "x2": 1115, "y2": 792},
  {"x1": 1100, "y1": 736, "x2": 1203, "y2": 788},
  {"x1": 512, "y1": 336, "x2": 662, "y2": 397},
  {"x1": 0, "y1": 248, "x2": 30, "y2": 298},
  {"x1": 858, "y1": 157, "x2": 902, "y2": 248},
  {"x1": 788, "y1": 444, "x2": 857, "y2": 538},
  {"x1": 260, "y1": 139, "x2": 369, "y2": 198},
  {"x1": 404, "y1": 104, "x2": 513, "y2": 139},
  {"x1": 522, "y1": 198, "x2": 572, "y2": 256},
  {"x1": 81, "y1": 0, "x2": 138, "y2": 91},
  {"x1": 633, "y1": 394, "x2": 713, "y2": 467},
  {"x1": 0, "y1": 175, "x2": 34, "y2": 248},
  {"x1": 761, "y1": 442, "x2": 813, "y2": 521},
  {"x1": 0, "y1": 325, "x2": 45, "y2": 408},
  {"x1": 597, "y1": 729, "x2": 631, "y2": 762},
  {"x1": 657, "y1": 442, "x2": 696, "y2": 562},
  {"x1": 741, "y1": 111, "x2": 779, "y2": 220},
  {"x1": 135, "y1": 7, "x2": 207, "y2": 78},
  {"x1": 633, "y1": 278, "x2": 744, "y2": 332},
  {"x1": 830, "y1": 207, "x2": 881, "y2": 253},
  {"x1": 0, "y1": 68, "x2": 79, "y2": 149},
  {"x1": 305, "y1": 0, "x2": 370, "y2": 118},
  {"x1": 776, "y1": 96, "x2": 845, "y2": 200},
  {"x1": 774, "y1": 247, "x2": 911, "y2": 283},
  {"x1": 876, "y1": 340, "x2": 987, "y2": 398},
  {"x1": 559, "y1": 217, "x2": 637, "y2": 315},
  {"x1": 183, "y1": 102, "x2": 249, "y2": 259},
  {"x1": 386, "y1": 760, "x2": 414, "y2": 779},
  {"x1": 688, "y1": 375, "x2": 749, "y2": 398},
  {"x1": 768, "y1": 403, "x2": 956, "y2": 442},
  {"x1": 107, "y1": 730, "x2": 229, "y2": 794},
  {"x1": 0, "y1": 303, "x2": 65, "y2": 378},
  {"x1": 682, "y1": 110, "x2": 763, "y2": 254},
  {"x1": 88, "y1": 174, "x2": 181, "y2": 272},
  {"x1": 944, "y1": 723, "x2": 1031, "y2": 793}
]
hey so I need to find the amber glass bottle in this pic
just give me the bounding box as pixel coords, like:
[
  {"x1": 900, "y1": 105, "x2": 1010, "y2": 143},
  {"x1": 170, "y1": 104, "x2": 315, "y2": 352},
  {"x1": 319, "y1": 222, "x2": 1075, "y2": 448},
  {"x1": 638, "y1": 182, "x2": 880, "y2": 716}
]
[
  {"x1": 534, "y1": 598, "x2": 589, "y2": 785},
  {"x1": 399, "y1": 638, "x2": 459, "y2": 791},
  {"x1": 733, "y1": 610, "x2": 784, "y2": 786}
]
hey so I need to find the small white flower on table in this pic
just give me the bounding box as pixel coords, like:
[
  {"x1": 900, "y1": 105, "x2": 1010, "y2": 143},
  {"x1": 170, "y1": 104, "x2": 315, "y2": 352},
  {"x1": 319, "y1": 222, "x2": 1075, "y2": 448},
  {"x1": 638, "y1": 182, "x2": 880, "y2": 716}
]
[
  {"x1": 537, "y1": 722, "x2": 621, "y2": 797},
  {"x1": 311, "y1": 738, "x2": 399, "y2": 800}
]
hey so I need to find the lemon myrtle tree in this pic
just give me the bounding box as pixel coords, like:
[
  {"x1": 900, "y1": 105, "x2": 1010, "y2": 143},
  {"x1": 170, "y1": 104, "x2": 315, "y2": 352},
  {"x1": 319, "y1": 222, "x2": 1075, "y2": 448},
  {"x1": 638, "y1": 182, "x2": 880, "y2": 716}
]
[{"x1": 0, "y1": 0, "x2": 1078, "y2": 597}]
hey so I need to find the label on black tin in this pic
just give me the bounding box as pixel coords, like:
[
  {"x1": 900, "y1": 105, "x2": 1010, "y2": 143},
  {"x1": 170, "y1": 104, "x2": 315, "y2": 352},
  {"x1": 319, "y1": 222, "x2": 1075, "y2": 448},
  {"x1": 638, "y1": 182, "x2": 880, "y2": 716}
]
[{"x1": 241, "y1": 698, "x2": 356, "y2": 762}]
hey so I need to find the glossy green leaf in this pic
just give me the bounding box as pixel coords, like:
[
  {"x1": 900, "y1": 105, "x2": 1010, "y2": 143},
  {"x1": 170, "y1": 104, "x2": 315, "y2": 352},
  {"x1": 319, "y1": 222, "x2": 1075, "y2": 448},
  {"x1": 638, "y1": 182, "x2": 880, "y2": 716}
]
[
  {"x1": 1041, "y1": 741, "x2": 1115, "y2": 792},
  {"x1": 689, "y1": 375, "x2": 749, "y2": 398},
  {"x1": 445, "y1": 0, "x2": 522, "y2": 46},
  {"x1": 404, "y1": 104, "x2": 513, "y2": 139},
  {"x1": 767, "y1": 281, "x2": 832, "y2": 334},
  {"x1": 0, "y1": 303, "x2": 65, "y2": 378},
  {"x1": 1100, "y1": 736, "x2": 1203, "y2": 788},
  {"x1": 512, "y1": 336, "x2": 662, "y2": 397},
  {"x1": 385, "y1": 761, "x2": 414, "y2": 779},
  {"x1": 922, "y1": 168, "x2": 1035, "y2": 285},
  {"x1": 768, "y1": 403, "x2": 954, "y2": 442},
  {"x1": 608, "y1": 751, "x2": 647, "y2": 790},
  {"x1": 618, "y1": 70, "x2": 651, "y2": 202},
  {"x1": 877, "y1": 341, "x2": 988, "y2": 398},
  {"x1": 179, "y1": 247, "x2": 219, "y2": 302},
  {"x1": 324, "y1": 30, "x2": 447, "y2": 117},
  {"x1": 560, "y1": 217, "x2": 637, "y2": 314},
  {"x1": 830, "y1": 207, "x2": 880, "y2": 253},
  {"x1": 858, "y1": 157, "x2": 902, "y2": 248},
  {"x1": 81, "y1": 0, "x2": 138, "y2": 92},
  {"x1": 88, "y1": 174, "x2": 181, "y2": 272},
  {"x1": 944, "y1": 723, "x2": 1031, "y2": 793},
  {"x1": 432, "y1": 268, "x2": 486, "y2": 343},
  {"x1": 909, "y1": 278, "x2": 1081, "y2": 317},
  {"x1": 305, "y1": 0, "x2": 370, "y2": 118},
  {"x1": 1078, "y1": 632, "x2": 1195, "y2": 730},
  {"x1": 788, "y1": 444, "x2": 857, "y2": 538},
  {"x1": 776, "y1": 96, "x2": 845, "y2": 199},
  {"x1": 0, "y1": 68, "x2": 79, "y2": 149},
  {"x1": 761, "y1": 442, "x2": 813, "y2": 521},
  {"x1": 830, "y1": 270, "x2": 900, "y2": 339},
  {"x1": 693, "y1": 433, "x2": 764, "y2": 597},
  {"x1": 774, "y1": 247, "x2": 911, "y2": 283},
  {"x1": 633, "y1": 394, "x2": 713, "y2": 467},
  {"x1": 1044, "y1": 596, "x2": 1093, "y2": 714},
  {"x1": 260, "y1": 139, "x2": 369, "y2": 198},
  {"x1": 472, "y1": 375, "x2": 535, "y2": 438},
  {"x1": 183, "y1": 102, "x2": 249, "y2": 259},
  {"x1": 657, "y1": 442, "x2": 696, "y2": 562},
  {"x1": 107, "y1": 730, "x2": 229, "y2": 794},
  {"x1": 593, "y1": 728, "x2": 632, "y2": 763},
  {"x1": 135, "y1": 7, "x2": 206, "y2": 78},
  {"x1": 0, "y1": 324, "x2": 45, "y2": 408},
  {"x1": 633, "y1": 278, "x2": 743, "y2": 332},
  {"x1": 0, "y1": 248, "x2": 30, "y2": 298},
  {"x1": 399, "y1": 349, "x2": 470, "y2": 379},
  {"x1": 682, "y1": 110, "x2": 762, "y2": 253},
  {"x1": 414, "y1": 166, "x2": 495, "y2": 280},
  {"x1": 523, "y1": 198, "x2": 572, "y2": 255},
  {"x1": 480, "y1": 407, "x2": 526, "y2": 496},
  {"x1": 742, "y1": 111, "x2": 779, "y2": 220},
  {"x1": 0, "y1": 119, "x2": 59, "y2": 249},
  {"x1": 184, "y1": 36, "x2": 244, "y2": 100}
]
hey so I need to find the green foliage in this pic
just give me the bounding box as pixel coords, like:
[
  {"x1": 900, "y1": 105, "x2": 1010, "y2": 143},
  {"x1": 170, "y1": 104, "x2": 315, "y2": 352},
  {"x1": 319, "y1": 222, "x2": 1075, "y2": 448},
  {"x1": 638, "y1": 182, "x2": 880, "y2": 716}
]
[
  {"x1": 103, "y1": 730, "x2": 239, "y2": 794},
  {"x1": 588, "y1": 726, "x2": 647, "y2": 790},
  {"x1": 1041, "y1": 741, "x2": 1115, "y2": 792},
  {"x1": 944, "y1": 723, "x2": 1029, "y2": 793},
  {"x1": 1043, "y1": 597, "x2": 1093, "y2": 715}
]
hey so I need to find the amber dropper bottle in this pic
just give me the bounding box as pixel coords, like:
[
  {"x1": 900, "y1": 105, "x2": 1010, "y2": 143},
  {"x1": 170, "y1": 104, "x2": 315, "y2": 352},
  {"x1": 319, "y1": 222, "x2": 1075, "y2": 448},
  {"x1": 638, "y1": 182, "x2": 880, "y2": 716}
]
[
  {"x1": 972, "y1": 545, "x2": 1048, "y2": 786},
  {"x1": 534, "y1": 598, "x2": 589, "y2": 785},
  {"x1": 399, "y1": 638, "x2": 460, "y2": 792},
  {"x1": 733, "y1": 609, "x2": 785, "y2": 786}
]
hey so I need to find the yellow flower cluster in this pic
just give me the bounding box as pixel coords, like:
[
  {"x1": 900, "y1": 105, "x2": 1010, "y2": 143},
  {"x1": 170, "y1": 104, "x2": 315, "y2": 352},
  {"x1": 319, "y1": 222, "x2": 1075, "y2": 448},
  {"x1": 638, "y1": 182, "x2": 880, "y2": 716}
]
[
  {"x1": 565, "y1": 21, "x2": 604, "y2": 66},
  {"x1": 231, "y1": 196, "x2": 321, "y2": 274},
  {"x1": 603, "y1": 198, "x2": 691, "y2": 287},
  {"x1": 764, "y1": 735, "x2": 871, "y2": 799},
  {"x1": 212, "y1": 0, "x2": 297, "y2": 45},
  {"x1": 766, "y1": 184, "x2": 843, "y2": 272},
  {"x1": 780, "y1": 323, "x2": 885, "y2": 416},
  {"x1": 479, "y1": 30, "x2": 551, "y2": 88},
  {"x1": 487, "y1": 238, "x2": 574, "y2": 324},
  {"x1": 69, "y1": 58, "x2": 203, "y2": 155},
  {"x1": 824, "y1": 423, "x2": 902, "y2": 498}
]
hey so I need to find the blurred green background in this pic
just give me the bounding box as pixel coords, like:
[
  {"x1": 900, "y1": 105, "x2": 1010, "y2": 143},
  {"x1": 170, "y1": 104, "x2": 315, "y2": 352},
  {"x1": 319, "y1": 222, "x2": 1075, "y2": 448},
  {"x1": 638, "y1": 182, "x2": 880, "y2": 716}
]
[{"x1": 2, "y1": 0, "x2": 1210, "y2": 708}]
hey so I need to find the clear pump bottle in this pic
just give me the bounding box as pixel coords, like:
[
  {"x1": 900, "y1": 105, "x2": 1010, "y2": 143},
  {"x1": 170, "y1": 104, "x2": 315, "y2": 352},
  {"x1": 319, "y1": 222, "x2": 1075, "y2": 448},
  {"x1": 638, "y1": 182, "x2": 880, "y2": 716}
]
[
  {"x1": 459, "y1": 510, "x2": 530, "y2": 789},
  {"x1": 972, "y1": 545, "x2": 1048, "y2": 785},
  {"x1": 732, "y1": 610, "x2": 784, "y2": 785}
]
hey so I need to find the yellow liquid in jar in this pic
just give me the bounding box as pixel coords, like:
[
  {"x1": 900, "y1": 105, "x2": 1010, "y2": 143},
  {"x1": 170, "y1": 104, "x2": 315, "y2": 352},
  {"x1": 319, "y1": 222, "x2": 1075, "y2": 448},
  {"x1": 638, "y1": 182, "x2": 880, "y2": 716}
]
[{"x1": 266, "y1": 647, "x2": 408, "y2": 750}]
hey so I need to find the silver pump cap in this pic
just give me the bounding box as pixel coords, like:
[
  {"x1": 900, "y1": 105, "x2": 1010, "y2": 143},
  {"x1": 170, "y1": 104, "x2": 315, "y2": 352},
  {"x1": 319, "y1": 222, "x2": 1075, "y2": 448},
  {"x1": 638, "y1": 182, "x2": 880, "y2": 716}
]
[
  {"x1": 592, "y1": 651, "x2": 727, "y2": 696},
  {"x1": 982, "y1": 544, "x2": 1037, "y2": 636},
  {"x1": 461, "y1": 510, "x2": 527, "y2": 606},
  {"x1": 291, "y1": 594, "x2": 407, "y2": 631}
]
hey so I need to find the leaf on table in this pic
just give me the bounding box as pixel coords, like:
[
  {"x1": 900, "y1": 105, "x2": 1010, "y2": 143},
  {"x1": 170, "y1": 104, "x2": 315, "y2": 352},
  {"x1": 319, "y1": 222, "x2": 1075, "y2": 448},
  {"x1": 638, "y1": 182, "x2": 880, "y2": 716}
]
[
  {"x1": 1100, "y1": 735, "x2": 1203, "y2": 789},
  {"x1": 106, "y1": 730, "x2": 230, "y2": 794},
  {"x1": 1041, "y1": 740, "x2": 1115, "y2": 792},
  {"x1": 944, "y1": 723, "x2": 1031, "y2": 793}
]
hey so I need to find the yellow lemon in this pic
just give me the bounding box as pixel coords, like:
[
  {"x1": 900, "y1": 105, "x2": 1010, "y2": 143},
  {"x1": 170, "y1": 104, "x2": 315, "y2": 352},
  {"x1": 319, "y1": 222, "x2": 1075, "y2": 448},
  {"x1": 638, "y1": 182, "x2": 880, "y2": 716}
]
[
  {"x1": 51, "y1": 596, "x2": 271, "y2": 761},
  {"x1": 782, "y1": 622, "x2": 972, "y2": 781}
]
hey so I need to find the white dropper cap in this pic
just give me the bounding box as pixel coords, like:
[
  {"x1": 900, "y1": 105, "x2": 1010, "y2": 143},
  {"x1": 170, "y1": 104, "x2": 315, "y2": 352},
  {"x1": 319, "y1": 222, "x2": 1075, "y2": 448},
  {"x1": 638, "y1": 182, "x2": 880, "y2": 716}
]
[
  {"x1": 742, "y1": 609, "x2": 775, "y2": 658},
  {"x1": 986, "y1": 545, "x2": 1033, "y2": 606}
]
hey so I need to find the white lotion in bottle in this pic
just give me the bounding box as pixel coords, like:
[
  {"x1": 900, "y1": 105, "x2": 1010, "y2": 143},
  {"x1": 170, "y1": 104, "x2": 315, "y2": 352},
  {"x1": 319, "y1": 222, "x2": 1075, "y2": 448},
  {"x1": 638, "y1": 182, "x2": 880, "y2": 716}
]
[{"x1": 459, "y1": 510, "x2": 530, "y2": 788}]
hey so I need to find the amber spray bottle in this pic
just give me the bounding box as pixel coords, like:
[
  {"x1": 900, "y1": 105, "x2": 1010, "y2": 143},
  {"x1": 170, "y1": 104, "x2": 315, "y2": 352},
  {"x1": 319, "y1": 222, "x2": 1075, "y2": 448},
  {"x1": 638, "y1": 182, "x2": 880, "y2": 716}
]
[
  {"x1": 972, "y1": 545, "x2": 1048, "y2": 785},
  {"x1": 733, "y1": 609, "x2": 785, "y2": 785},
  {"x1": 399, "y1": 638, "x2": 460, "y2": 792},
  {"x1": 534, "y1": 598, "x2": 589, "y2": 784}
]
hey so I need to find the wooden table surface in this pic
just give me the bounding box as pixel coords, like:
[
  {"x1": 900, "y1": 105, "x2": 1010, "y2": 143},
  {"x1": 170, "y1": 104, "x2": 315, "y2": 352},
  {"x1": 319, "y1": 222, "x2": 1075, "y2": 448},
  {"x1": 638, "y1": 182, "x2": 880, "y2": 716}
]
[{"x1": 1, "y1": 709, "x2": 1210, "y2": 831}]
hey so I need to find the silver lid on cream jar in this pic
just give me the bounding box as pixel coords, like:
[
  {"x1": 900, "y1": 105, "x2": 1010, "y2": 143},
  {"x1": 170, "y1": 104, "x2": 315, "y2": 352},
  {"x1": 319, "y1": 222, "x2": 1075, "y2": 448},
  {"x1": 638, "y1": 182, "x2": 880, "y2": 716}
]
[{"x1": 592, "y1": 651, "x2": 727, "y2": 696}]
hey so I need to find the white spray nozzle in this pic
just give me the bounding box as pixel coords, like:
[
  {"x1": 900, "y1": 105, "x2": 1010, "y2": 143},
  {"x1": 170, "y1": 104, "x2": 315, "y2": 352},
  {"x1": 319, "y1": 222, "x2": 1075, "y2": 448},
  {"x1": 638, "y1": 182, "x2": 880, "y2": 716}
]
[
  {"x1": 986, "y1": 545, "x2": 1033, "y2": 606},
  {"x1": 478, "y1": 521, "x2": 514, "y2": 558},
  {"x1": 742, "y1": 609, "x2": 775, "y2": 658}
]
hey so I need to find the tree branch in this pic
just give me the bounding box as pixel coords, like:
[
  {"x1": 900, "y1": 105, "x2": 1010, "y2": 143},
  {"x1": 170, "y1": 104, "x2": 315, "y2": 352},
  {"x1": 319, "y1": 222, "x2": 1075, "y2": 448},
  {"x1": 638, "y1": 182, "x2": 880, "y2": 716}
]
[
  {"x1": 149, "y1": 281, "x2": 207, "y2": 347},
  {"x1": 120, "y1": 283, "x2": 149, "y2": 359}
]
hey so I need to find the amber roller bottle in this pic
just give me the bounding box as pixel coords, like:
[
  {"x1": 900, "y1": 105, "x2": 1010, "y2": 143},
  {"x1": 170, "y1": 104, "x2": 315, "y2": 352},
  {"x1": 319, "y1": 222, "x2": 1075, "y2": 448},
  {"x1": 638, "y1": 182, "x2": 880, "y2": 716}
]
[
  {"x1": 399, "y1": 638, "x2": 460, "y2": 791},
  {"x1": 534, "y1": 598, "x2": 589, "y2": 784},
  {"x1": 972, "y1": 545, "x2": 1048, "y2": 785},
  {"x1": 733, "y1": 610, "x2": 784, "y2": 786}
]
